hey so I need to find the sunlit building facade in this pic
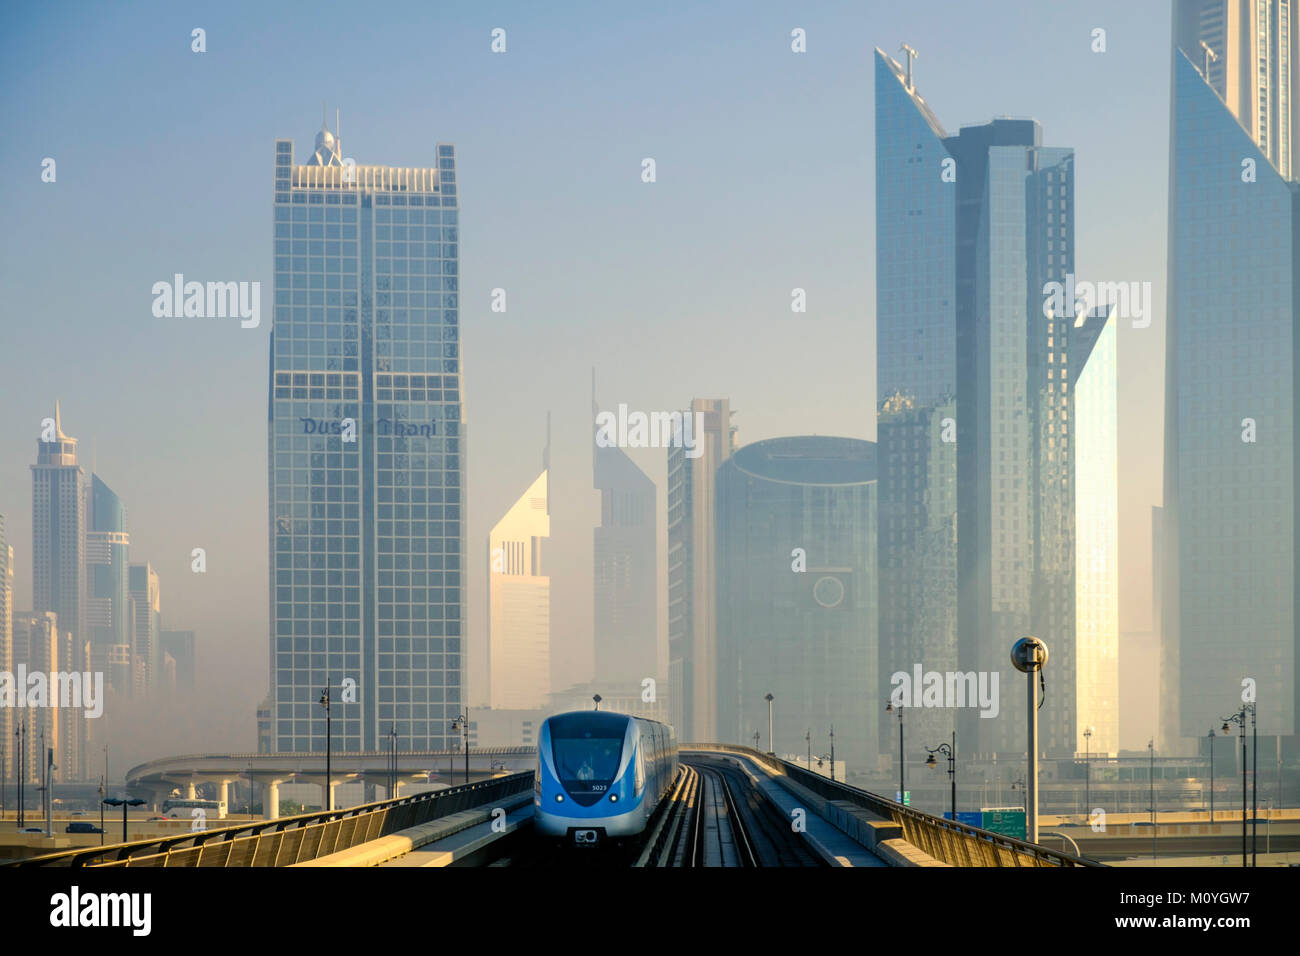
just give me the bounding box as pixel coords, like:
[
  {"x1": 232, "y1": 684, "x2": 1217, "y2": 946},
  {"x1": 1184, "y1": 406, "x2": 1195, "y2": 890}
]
[
  {"x1": 667, "y1": 398, "x2": 735, "y2": 741},
  {"x1": 488, "y1": 467, "x2": 550, "y2": 710},
  {"x1": 268, "y1": 123, "x2": 465, "y2": 753},
  {"x1": 875, "y1": 47, "x2": 1115, "y2": 760}
]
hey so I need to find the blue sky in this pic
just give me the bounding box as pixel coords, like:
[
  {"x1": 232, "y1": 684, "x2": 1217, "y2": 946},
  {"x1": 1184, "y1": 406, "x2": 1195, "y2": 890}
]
[{"x1": 0, "y1": 0, "x2": 1170, "y2": 761}]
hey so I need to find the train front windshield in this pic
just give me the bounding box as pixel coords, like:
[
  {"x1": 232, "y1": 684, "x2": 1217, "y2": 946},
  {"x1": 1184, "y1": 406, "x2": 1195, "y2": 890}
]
[{"x1": 548, "y1": 715, "x2": 627, "y2": 800}]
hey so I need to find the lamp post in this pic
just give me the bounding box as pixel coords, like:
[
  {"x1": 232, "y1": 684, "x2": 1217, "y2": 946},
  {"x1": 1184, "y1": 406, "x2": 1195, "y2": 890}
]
[
  {"x1": 451, "y1": 711, "x2": 470, "y2": 785},
  {"x1": 1250, "y1": 704, "x2": 1258, "y2": 867},
  {"x1": 926, "y1": 731, "x2": 957, "y2": 821},
  {"x1": 1222, "y1": 707, "x2": 1251, "y2": 867},
  {"x1": 97, "y1": 777, "x2": 105, "y2": 845},
  {"x1": 1207, "y1": 729, "x2": 1216, "y2": 822},
  {"x1": 764, "y1": 693, "x2": 774, "y2": 754},
  {"x1": 1010, "y1": 636, "x2": 1049, "y2": 844},
  {"x1": 885, "y1": 699, "x2": 905, "y2": 803},
  {"x1": 1148, "y1": 738, "x2": 1157, "y2": 861},
  {"x1": 319, "y1": 679, "x2": 332, "y2": 812},
  {"x1": 103, "y1": 797, "x2": 146, "y2": 844},
  {"x1": 15, "y1": 719, "x2": 23, "y2": 829},
  {"x1": 751, "y1": 731, "x2": 760, "y2": 750},
  {"x1": 828, "y1": 725, "x2": 835, "y2": 782},
  {"x1": 805, "y1": 729, "x2": 811, "y2": 771},
  {"x1": 1083, "y1": 726, "x2": 1093, "y2": 820},
  {"x1": 388, "y1": 724, "x2": 398, "y2": 799}
]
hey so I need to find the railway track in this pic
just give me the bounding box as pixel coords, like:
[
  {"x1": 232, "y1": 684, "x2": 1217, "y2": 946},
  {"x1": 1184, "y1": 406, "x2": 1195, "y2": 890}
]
[{"x1": 496, "y1": 753, "x2": 825, "y2": 867}]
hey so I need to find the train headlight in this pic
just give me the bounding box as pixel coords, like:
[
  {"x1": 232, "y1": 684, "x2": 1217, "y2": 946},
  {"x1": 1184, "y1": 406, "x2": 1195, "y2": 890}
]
[
  {"x1": 555, "y1": 793, "x2": 564, "y2": 803},
  {"x1": 609, "y1": 794, "x2": 618, "y2": 803}
]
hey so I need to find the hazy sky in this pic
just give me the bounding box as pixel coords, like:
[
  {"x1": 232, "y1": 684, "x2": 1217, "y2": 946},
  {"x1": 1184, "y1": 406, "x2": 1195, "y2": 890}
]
[{"x1": 0, "y1": 0, "x2": 1171, "y2": 767}]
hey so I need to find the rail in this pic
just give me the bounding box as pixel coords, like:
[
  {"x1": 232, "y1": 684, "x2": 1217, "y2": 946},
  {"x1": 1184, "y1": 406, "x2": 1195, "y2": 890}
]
[
  {"x1": 684, "y1": 744, "x2": 1104, "y2": 867},
  {"x1": 12, "y1": 773, "x2": 534, "y2": 868}
]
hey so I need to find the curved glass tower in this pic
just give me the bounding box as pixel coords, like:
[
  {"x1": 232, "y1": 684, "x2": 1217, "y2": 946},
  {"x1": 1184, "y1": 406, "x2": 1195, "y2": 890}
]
[{"x1": 715, "y1": 436, "x2": 879, "y2": 770}]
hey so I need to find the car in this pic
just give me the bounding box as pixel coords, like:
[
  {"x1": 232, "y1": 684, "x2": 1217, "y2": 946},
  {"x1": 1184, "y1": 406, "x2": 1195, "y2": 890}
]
[
  {"x1": 21, "y1": 827, "x2": 45, "y2": 833},
  {"x1": 65, "y1": 822, "x2": 105, "y2": 834},
  {"x1": 70, "y1": 810, "x2": 88, "y2": 817},
  {"x1": 534, "y1": 710, "x2": 677, "y2": 847},
  {"x1": 147, "y1": 816, "x2": 169, "y2": 821}
]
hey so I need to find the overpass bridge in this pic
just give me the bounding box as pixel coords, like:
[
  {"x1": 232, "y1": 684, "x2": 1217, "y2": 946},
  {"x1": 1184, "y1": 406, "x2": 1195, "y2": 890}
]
[
  {"x1": 17, "y1": 745, "x2": 1098, "y2": 868},
  {"x1": 124, "y1": 748, "x2": 536, "y2": 818}
]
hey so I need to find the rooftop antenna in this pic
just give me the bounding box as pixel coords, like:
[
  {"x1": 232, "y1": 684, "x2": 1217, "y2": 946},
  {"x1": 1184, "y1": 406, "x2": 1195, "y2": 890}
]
[
  {"x1": 544, "y1": 411, "x2": 551, "y2": 472},
  {"x1": 900, "y1": 43, "x2": 918, "y2": 91},
  {"x1": 1199, "y1": 41, "x2": 1218, "y2": 82},
  {"x1": 322, "y1": 101, "x2": 327, "y2": 131},
  {"x1": 336, "y1": 107, "x2": 341, "y2": 149}
]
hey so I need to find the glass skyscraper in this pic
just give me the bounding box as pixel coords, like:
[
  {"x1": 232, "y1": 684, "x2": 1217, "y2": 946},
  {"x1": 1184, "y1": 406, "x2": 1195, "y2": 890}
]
[
  {"x1": 1163, "y1": 5, "x2": 1298, "y2": 751},
  {"x1": 87, "y1": 473, "x2": 131, "y2": 694},
  {"x1": 875, "y1": 48, "x2": 1118, "y2": 759},
  {"x1": 268, "y1": 123, "x2": 465, "y2": 754},
  {"x1": 592, "y1": 395, "x2": 658, "y2": 687},
  {"x1": 714, "y1": 436, "x2": 879, "y2": 770},
  {"x1": 667, "y1": 398, "x2": 734, "y2": 742}
]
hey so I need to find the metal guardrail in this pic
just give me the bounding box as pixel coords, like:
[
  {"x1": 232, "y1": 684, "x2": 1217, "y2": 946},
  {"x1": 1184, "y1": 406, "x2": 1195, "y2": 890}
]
[
  {"x1": 12, "y1": 773, "x2": 534, "y2": 868},
  {"x1": 684, "y1": 744, "x2": 1104, "y2": 867}
]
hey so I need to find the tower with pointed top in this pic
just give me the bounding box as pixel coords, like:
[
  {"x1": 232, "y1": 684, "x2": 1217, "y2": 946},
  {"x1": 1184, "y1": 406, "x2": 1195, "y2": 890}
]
[
  {"x1": 268, "y1": 122, "x2": 465, "y2": 754},
  {"x1": 30, "y1": 405, "x2": 88, "y2": 779},
  {"x1": 487, "y1": 431, "x2": 550, "y2": 710}
]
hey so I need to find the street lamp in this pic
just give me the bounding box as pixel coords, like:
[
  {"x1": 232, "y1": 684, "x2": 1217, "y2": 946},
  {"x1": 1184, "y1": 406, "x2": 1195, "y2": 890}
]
[
  {"x1": 1083, "y1": 726, "x2": 1093, "y2": 820},
  {"x1": 885, "y1": 699, "x2": 904, "y2": 803},
  {"x1": 319, "y1": 678, "x2": 332, "y2": 812},
  {"x1": 1148, "y1": 738, "x2": 1157, "y2": 861},
  {"x1": 1207, "y1": 729, "x2": 1216, "y2": 823},
  {"x1": 1010, "y1": 636, "x2": 1049, "y2": 844},
  {"x1": 97, "y1": 777, "x2": 105, "y2": 845},
  {"x1": 451, "y1": 711, "x2": 470, "y2": 785},
  {"x1": 592, "y1": 694, "x2": 602, "y2": 711},
  {"x1": 1222, "y1": 704, "x2": 1255, "y2": 867},
  {"x1": 102, "y1": 797, "x2": 146, "y2": 844},
  {"x1": 751, "y1": 731, "x2": 760, "y2": 750},
  {"x1": 926, "y1": 731, "x2": 957, "y2": 821},
  {"x1": 805, "y1": 729, "x2": 811, "y2": 771},
  {"x1": 828, "y1": 725, "x2": 835, "y2": 782},
  {"x1": 388, "y1": 724, "x2": 398, "y2": 799},
  {"x1": 764, "y1": 693, "x2": 774, "y2": 754}
]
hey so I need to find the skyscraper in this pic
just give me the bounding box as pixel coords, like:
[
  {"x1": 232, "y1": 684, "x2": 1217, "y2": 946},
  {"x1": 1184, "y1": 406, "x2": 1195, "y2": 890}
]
[
  {"x1": 86, "y1": 474, "x2": 131, "y2": 694},
  {"x1": 160, "y1": 629, "x2": 196, "y2": 692},
  {"x1": 30, "y1": 405, "x2": 87, "y2": 778},
  {"x1": 875, "y1": 48, "x2": 1118, "y2": 759},
  {"x1": 268, "y1": 122, "x2": 465, "y2": 753},
  {"x1": 487, "y1": 451, "x2": 550, "y2": 711},
  {"x1": 128, "y1": 563, "x2": 160, "y2": 695},
  {"x1": 715, "y1": 436, "x2": 879, "y2": 770},
  {"x1": 1163, "y1": 2, "x2": 1298, "y2": 752},
  {"x1": 667, "y1": 398, "x2": 735, "y2": 741},
  {"x1": 592, "y1": 392, "x2": 658, "y2": 688}
]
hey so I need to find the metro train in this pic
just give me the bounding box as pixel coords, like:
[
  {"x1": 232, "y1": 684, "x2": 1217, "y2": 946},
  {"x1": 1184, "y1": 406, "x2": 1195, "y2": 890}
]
[{"x1": 534, "y1": 710, "x2": 678, "y2": 847}]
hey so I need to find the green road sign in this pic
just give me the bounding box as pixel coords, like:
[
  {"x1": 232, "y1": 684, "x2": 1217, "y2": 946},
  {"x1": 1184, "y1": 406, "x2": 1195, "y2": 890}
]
[{"x1": 981, "y1": 809, "x2": 1026, "y2": 840}]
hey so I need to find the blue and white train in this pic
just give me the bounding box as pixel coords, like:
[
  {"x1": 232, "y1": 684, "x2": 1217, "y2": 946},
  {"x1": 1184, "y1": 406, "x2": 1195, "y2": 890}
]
[{"x1": 534, "y1": 711, "x2": 678, "y2": 846}]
